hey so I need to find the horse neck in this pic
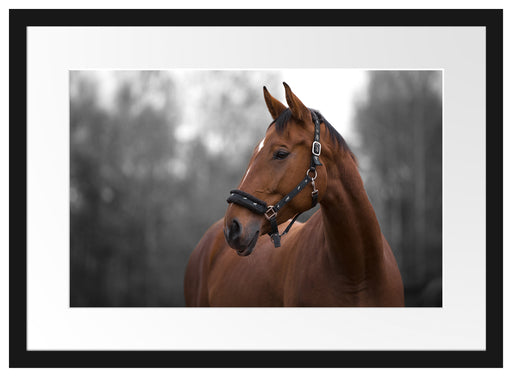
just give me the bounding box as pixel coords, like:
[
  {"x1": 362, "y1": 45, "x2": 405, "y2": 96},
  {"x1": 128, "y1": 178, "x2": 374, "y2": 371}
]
[{"x1": 319, "y1": 150, "x2": 384, "y2": 283}]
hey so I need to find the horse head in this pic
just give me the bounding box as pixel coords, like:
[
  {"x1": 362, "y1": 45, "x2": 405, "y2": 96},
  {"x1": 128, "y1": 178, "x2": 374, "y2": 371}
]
[{"x1": 224, "y1": 83, "x2": 330, "y2": 256}]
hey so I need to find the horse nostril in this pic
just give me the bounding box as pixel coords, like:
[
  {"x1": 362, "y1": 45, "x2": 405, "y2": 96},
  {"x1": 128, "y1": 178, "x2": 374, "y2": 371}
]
[{"x1": 230, "y1": 218, "x2": 242, "y2": 240}]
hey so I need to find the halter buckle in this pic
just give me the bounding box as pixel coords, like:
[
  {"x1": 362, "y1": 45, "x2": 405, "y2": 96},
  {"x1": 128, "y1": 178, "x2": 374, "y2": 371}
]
[
  {"x1": 312, "y1": 141, "x2": 321, "y2": 157},
  {"x1": 265, "y1": 206, "x2": 277, "y2": 220}
]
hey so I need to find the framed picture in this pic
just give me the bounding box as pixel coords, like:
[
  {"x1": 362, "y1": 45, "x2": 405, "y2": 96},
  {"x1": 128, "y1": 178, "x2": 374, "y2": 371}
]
[{"x1": 9, "y1": 9, "x2": 502, "y2": 367}]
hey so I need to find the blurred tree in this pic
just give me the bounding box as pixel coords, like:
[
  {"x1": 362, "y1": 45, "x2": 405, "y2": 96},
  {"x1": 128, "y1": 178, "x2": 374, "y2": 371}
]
[
  {"x1": 70, "y1": 71, "x2": 281, "y2": 306},
  {"x1": 353, "y1": 71, "x2": 442, "y2": 306},
  {"x1": 71, "y1": 71, "x2": 182, "y2": 306}
]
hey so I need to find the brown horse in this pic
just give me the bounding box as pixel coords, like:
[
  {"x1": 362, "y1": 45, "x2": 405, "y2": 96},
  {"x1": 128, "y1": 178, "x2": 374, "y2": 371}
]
[{"x1": 184, "y1": 83, "x2": 404, "y2": 307}]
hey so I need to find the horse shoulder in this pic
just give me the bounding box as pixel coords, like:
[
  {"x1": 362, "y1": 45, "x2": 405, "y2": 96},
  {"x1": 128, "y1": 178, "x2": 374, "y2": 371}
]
[{"x1": 184, "y1": 218, "x2": 225, "y2": 306}]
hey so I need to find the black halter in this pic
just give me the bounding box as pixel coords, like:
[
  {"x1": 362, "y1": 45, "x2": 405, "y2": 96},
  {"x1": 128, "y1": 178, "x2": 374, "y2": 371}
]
[{"x1": 226, "y1": 111, "x2": 322, "y2": 248}]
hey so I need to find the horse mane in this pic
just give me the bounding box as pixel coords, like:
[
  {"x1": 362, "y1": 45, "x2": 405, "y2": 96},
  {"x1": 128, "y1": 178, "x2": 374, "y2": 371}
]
[{"x1": 268, "y1": 108, "x2": 357, "y2": 164}]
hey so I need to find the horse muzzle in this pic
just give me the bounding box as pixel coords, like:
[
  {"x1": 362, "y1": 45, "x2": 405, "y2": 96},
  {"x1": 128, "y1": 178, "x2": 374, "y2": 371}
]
[{"x1": 224, "y1": 217, "x2": 260, "y2": 256}]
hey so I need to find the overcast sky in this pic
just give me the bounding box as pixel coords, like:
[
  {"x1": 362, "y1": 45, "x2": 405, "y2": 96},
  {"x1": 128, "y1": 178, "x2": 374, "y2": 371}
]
[
  {"x1": 85, "y1": 69, "x2": 368, "y2": 149},
  {"x1": 172, "y1": 69, "x2": 368, "y2": 149},
  {"x1": 273, "y1": 69, "x2": 368, "y2": 142}
]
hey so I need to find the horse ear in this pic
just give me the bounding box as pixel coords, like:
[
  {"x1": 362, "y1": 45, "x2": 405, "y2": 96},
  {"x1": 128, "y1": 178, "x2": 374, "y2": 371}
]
[
  {"x1": 263, "y1": 86, "x2": 287, "y2": 120},
  {"x1": 283, "y1": 82, "x2": 311, "y2": 122}
]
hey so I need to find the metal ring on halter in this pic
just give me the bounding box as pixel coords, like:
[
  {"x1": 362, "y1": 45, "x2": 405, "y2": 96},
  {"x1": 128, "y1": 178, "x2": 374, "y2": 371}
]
[{"x1": 306, "y1": 168, "x2": 317, "y2": 180}]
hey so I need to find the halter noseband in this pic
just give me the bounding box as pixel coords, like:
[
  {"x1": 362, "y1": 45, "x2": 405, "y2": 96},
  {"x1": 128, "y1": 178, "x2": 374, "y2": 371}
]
[{"x1": 226, "y1": 111, "x2": 322, "y2": 248}]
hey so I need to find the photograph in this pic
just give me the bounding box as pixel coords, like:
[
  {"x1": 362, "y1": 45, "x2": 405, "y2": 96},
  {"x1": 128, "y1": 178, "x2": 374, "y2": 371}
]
[
  {"x1": 10, "y1": 8, "x2": 502, "y2": 368},
  {"x1": 70, "y1": 70, "x2": 442, "y2": 307}
]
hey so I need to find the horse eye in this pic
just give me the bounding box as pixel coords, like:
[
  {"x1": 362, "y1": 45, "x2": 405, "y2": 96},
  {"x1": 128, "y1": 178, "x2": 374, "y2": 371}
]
[{"x1": 273, "y1": 150, "x2": 290, "y2": 160}]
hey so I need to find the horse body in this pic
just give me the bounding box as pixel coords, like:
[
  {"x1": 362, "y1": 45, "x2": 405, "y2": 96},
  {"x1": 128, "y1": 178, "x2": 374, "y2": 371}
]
[
  {"x1": 185, "y1": 164, "x2": 403, "y2": 307},
  {"x1": 184, "y1": 83, "x2": 404, "y2": 307}
]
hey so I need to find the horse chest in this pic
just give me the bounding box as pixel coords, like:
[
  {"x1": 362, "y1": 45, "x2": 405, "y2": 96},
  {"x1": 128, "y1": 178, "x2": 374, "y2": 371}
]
[
  {"x1": 282, "y1": 254, "x2": 375, "y2": 307},
  {"x1": 207, "y1": 247, "x2": 370, "y2": 307},
  {"x1": 207, "y1": 249, "x2": 285, "y2": 307},
  {"x1": 284, "y1": 279, "x2": 373, "y2": 307}
]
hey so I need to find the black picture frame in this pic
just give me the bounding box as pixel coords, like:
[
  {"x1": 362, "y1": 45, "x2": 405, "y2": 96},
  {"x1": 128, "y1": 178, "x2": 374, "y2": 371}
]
[{"x1": 9, "y1": 9, "x2": 503, "y2": 368}]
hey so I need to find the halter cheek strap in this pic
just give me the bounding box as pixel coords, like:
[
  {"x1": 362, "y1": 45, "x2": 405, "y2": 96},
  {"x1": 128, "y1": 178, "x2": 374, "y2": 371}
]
[{"x1": 226, "y1": 111, "x2": 322, "y2": 248}]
